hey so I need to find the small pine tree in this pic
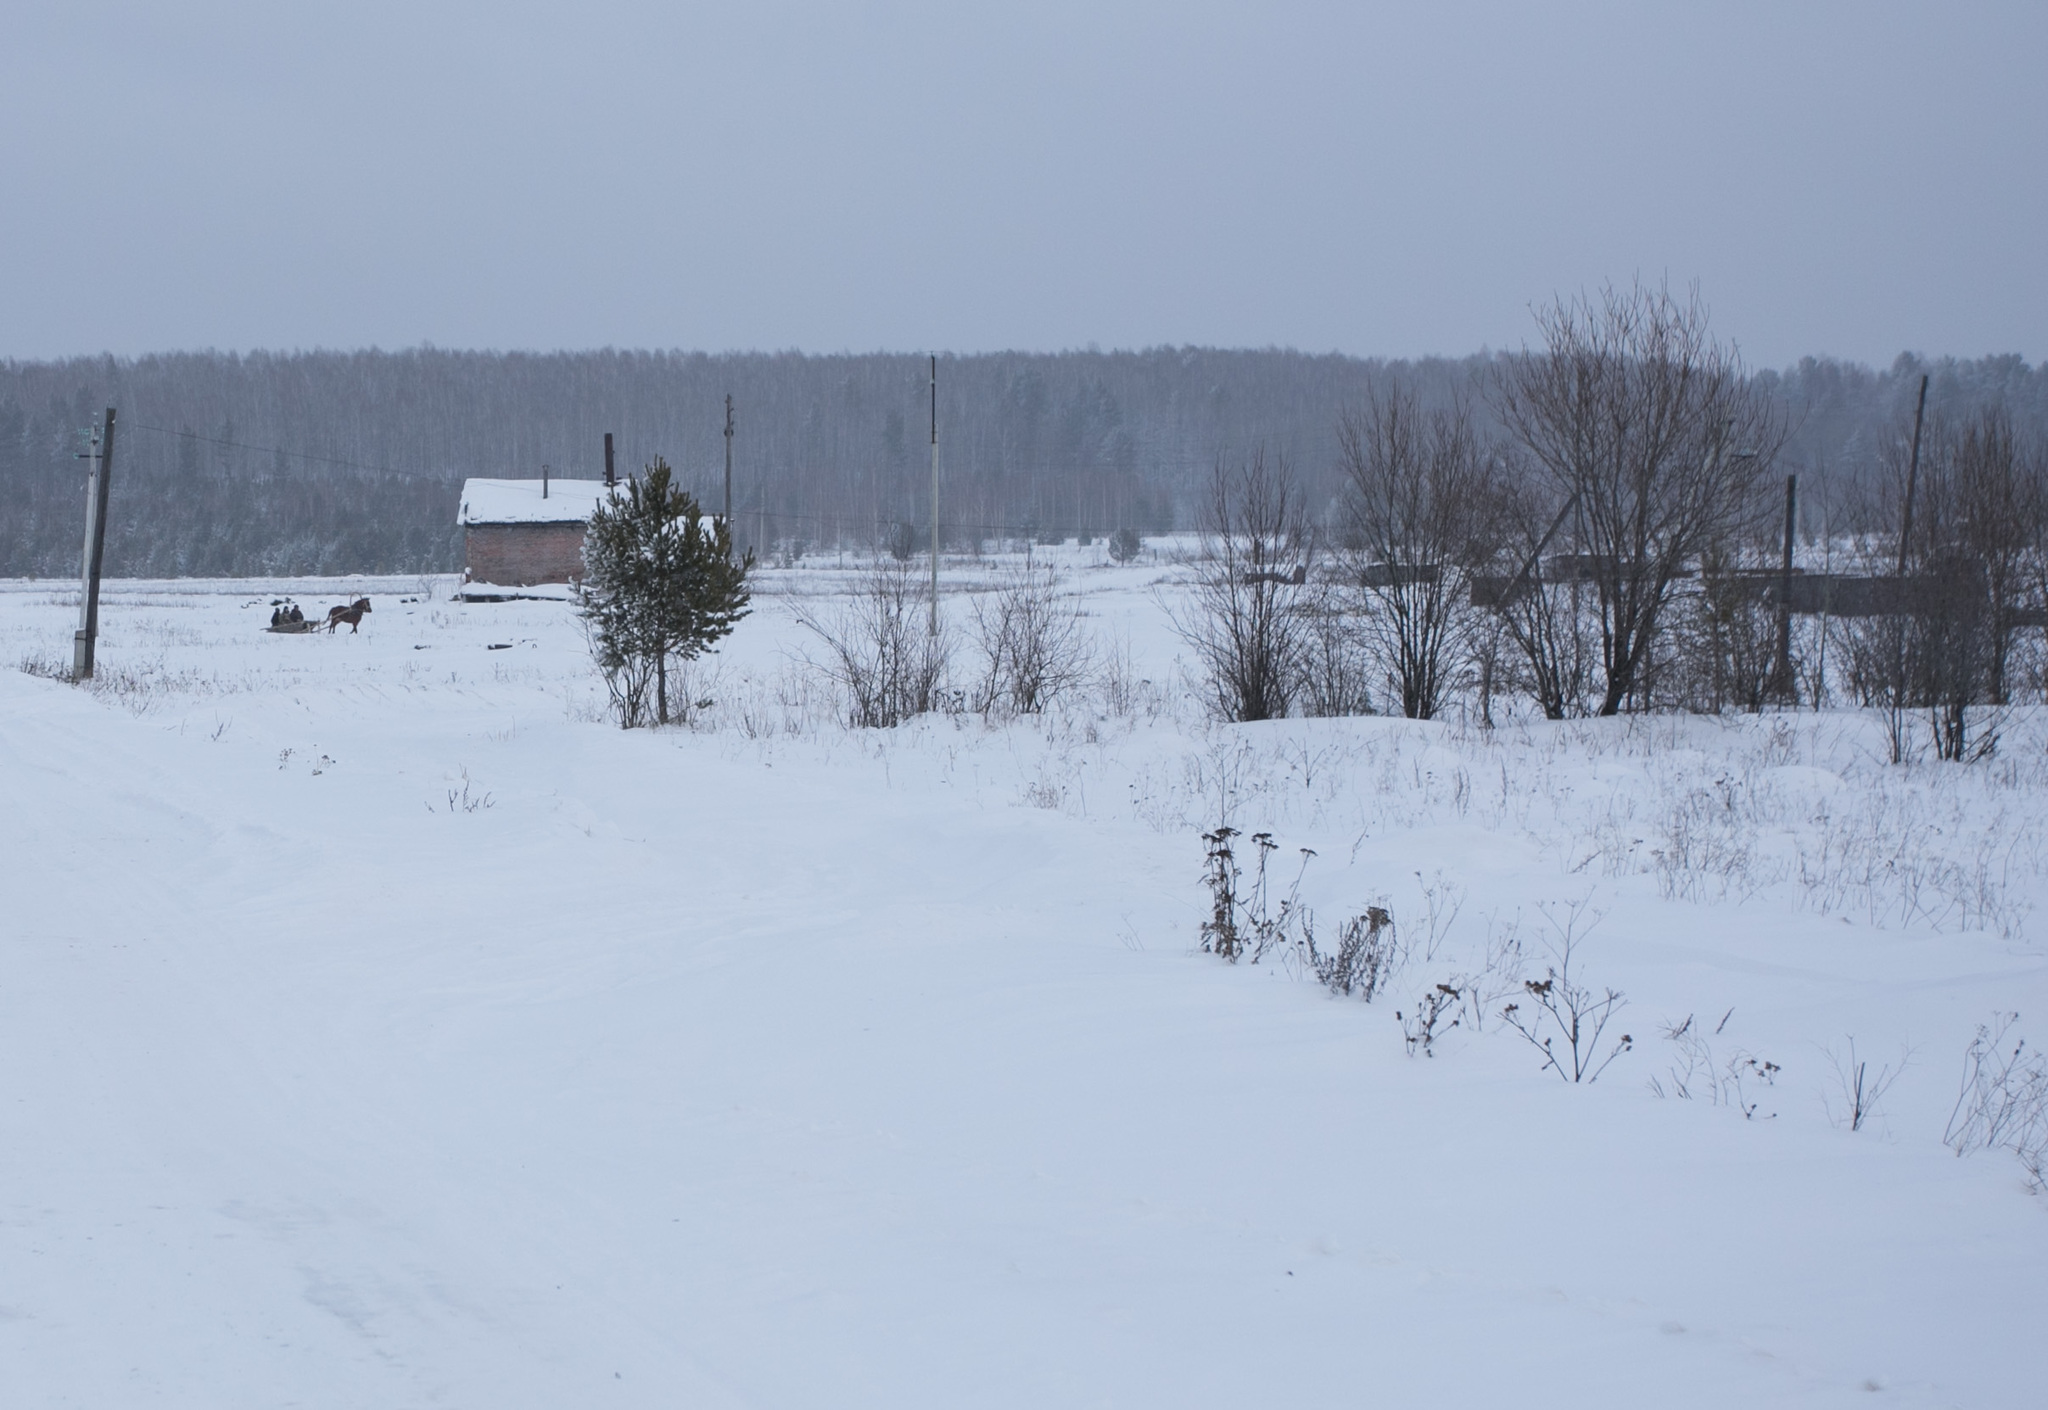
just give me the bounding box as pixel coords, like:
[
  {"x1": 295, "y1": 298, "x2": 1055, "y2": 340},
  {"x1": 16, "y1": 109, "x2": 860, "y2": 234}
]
[{"x1": 579, "y1": 458, "x2": 752, "y2": 727}]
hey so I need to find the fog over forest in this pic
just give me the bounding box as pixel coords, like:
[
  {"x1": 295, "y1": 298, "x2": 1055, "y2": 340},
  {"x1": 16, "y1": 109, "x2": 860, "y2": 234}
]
[{"x1": 2, "y1": 346, "x2": 2044, "y2": 580}]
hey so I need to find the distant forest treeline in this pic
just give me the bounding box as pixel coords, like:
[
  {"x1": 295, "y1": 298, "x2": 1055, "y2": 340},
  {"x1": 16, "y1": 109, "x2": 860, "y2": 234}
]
[{"x1": 1, "y1": 347, "x2": 2044, "y2": 579}]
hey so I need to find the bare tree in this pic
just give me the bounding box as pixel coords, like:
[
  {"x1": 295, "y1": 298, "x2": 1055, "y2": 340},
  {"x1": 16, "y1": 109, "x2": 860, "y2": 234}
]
[
  {"x1": 1946, "y1": 408, "x2": 2046, "y2": 705},
  {"x1": 1494, "y1": 282, "x2": 1783, "y2": 716},
  {"x1": 1337, "y1": 386, "x2": 1494, "y2": 719},
  {"x1": 1167, "y1": 453, "x2": 1310, "y2": 722}
]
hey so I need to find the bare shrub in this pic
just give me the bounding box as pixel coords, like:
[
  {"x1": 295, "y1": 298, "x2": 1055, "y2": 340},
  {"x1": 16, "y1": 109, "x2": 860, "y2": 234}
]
[
  {"x1": 1297, "y1": 589, "x2": 1374, "y2": 718},
  {"x1": 1303, "y1": 907, "x2": 1398, "y2": 1000},
  {"x1": 1892, "y1": 432, "x2": 2000, "y2": 760},
  {"x1": 793, "y1": 561, "x2": 950, "y2": 729},
  {"x1": 1824, "y1": 1037, "x2": 1905, "y2": 1132},
  {"x1": 1167, "y1": 453, "x2": 1311, "y2": 722},
  {"x1": 1197, "y1": 826, "x2": 1312, "y2": 964},
  {"x1": 1197, "y1": 825, "x2": 1400, "y2": 999},
  {"x1": 1829, "y1": 404, "x2": 2042, "y2": 762},
  {"x1": 721, "y1": 663, "x2": 835, "y2": 739},
  {"x1": 1399, "y1": 983, "x2": 1462, "y2": 1057},
  {"x1": 969, "y1": 564, "x2": 1094, "y2": 716},
  {"x1": 1721, "y1": 1050, "x2": 1782, "y2": 1119},
  {"x1": 581, "y1": 613, "x2": 657, "y2": 728},
  {"x1": 1097, "y1": 630, "x2": 1148, "y2": 717},
  {"x1": 1451, "y1": 911, "x2": 1527, "y2": 1033},
  {"x1": 1648, "y1": 1014, "x2": 1714, "y2": 1101},
  {"x1": 1483, "y1": 465, "x2": 1598, "y2": 720},
  {"x1": 431, "y1": 767, "x2": 495, "y2": 815},
  {"x1": 1412, "y1": 870, "x2": 1465, "y2": 963},
  {"x1": 1646, "y1": 1011, "x2": 1781, "y2": 1116},
  {"x1": 1338, "y1": 385, "x2": 1495, "y2": 719},
  {"x1": 1828, "y1": 607, "x2": 1922, "y2": 764},
  {"x1": 1669, "y1": 540, "x2": 1793, "y2": 713},
  {"x1": 12, "y1": 649, "x2": 243, "y2": 715},
  {"x1": 1497, "y1": 900, "x2": 1632, "y2": 1083},
  {"x1": 1944, "y1": 1012, "x2": 2048, "y2": 1191},
  {"x1": 1198, "y1": 826, "x2": 1247, "y2": 959},
  {"x1": 18, "y1": 650, "x2": 69, "y2": 681},
  {"x1": 1941, "y1": 409, "x2": 2045, "y2": 706}
]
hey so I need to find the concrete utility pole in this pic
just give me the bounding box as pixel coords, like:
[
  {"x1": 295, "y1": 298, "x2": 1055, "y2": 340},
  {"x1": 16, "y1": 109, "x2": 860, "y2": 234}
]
[
  {"x1": 542, "y1": 463, "x2": 550, "y2": 499},
  {"x1": 1898, "y1": 373, "x2": 1930, "y2": 575},
  {"x1": 929, "y1": 355, "x2": 940, "y2": 637},
  {"x1": 723, "y1": 394, "x2": 734, "y2": 526},
  {"x1": 73, "y1": 407, "x2": 116, "y2": 680}
]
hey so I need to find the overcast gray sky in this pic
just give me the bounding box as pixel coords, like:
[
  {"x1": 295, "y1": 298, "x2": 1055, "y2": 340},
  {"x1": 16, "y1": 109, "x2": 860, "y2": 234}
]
[{"x1": 3, "y1": 1, "x2": 2041, "y2": 368}]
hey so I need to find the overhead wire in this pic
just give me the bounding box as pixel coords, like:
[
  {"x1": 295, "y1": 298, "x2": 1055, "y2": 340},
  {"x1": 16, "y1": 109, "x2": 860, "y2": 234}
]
[
  {"x1": 130, "y1": 422, "x2": 453, "y2": 482},
  {"x1": 128, "y1": 421, "x2": 1140, "y2": 541}
]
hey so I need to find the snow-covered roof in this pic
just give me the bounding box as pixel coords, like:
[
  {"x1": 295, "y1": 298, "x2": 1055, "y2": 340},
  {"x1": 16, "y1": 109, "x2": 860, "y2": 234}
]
[{"x1": 458, "y1": 478, "x2": 616, "y2": 526}]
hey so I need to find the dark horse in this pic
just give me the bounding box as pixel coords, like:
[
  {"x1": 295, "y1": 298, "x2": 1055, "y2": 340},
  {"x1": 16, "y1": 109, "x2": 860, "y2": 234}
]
[{"x1": 326, "y1": 598, "x2": 372, "y2": 633}]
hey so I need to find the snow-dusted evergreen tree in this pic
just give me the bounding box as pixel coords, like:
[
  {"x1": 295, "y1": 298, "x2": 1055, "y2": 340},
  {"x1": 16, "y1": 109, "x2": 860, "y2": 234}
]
[{"x1": 579, "y1": 457, "x2": 751, "y2": 728}]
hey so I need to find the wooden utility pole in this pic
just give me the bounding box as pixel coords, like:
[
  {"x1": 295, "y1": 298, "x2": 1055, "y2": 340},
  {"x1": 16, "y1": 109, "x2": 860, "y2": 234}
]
[
  {"x1": 1775, "y1": 473, "x2": 1797, "y2": 701},
  {"x1": 604, "y1": 432, "x2": 615, "y2": 489},
  {"x1": 1897, "y1": 373, "x2": 1930, "y2": 574},
  {"x1": 723, "y1": 394, "x2": 734, "y2": 526},
  {"x1": 72, "y1": 407, "x2": 117, "y2": 680},
  {"x1": 929, "y1": 355, "x2": 940, "y2": 637}
]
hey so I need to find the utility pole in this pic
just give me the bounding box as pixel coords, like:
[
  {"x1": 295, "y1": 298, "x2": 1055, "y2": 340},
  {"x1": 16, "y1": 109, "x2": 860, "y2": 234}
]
[
  {"x1": 1897, "y1": 373, "x2": 1930, "y2": 575},
  {"x1": 1775, "y1": 474, "x2": 1797, "y2": 701},
  {"x1": 72, "y1": 407, "x2": 117, "y2": 680},
  {"x1": 723, "y1": 394, "x2": 734, "y2": 526},
  {"x1": 604, "y1": 432, "x2": 615, "y2": 489},
  {"x1": 542, "y1": 463, "x2": 550, "y2": 500},
  {"x1": 929, "y1": 354, "x2": 939, "y2": 637}
]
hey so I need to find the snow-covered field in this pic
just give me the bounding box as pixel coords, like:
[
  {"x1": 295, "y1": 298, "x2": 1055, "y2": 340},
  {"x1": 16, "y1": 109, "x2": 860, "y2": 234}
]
[{"x1": 4, "y1": 552, "x2": 2046, "y2": 1408}]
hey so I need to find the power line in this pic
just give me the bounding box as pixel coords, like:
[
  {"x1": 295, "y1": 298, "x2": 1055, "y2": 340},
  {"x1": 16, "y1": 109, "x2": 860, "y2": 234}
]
[
  {"x1": 129, "y1": 422, "x2": 454, "y2": 483},
  {"x1": 130, "y1": 420, "x2": 1134, "y2": 540},
  {"x1": 713, "y1": 501, "x2": 1134, "y2": 540}
]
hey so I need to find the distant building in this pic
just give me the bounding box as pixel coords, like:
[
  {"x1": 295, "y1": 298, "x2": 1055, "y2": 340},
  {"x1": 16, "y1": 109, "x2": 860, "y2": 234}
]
[{"x1": 457, "y1": 478, "x2": 614, "y2": 587}]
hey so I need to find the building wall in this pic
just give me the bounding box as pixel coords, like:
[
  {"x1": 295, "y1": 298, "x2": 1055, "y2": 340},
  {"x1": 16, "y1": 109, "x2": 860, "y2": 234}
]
[{"x1": 464, "y1": 523, "x2": 587, "y2": 586}]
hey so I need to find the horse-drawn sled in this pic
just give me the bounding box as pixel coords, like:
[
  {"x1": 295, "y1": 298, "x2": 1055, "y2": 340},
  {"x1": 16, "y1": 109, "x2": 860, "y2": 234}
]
[{"x1": 264, "y1": 598, "x2": 371, "y2": 634}]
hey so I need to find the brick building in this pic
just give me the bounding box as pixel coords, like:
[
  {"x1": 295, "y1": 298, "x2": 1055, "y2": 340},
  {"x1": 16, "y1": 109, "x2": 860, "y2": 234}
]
[{"x1": 458, "y1": 478, "x2": 614, "y2": 587}]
